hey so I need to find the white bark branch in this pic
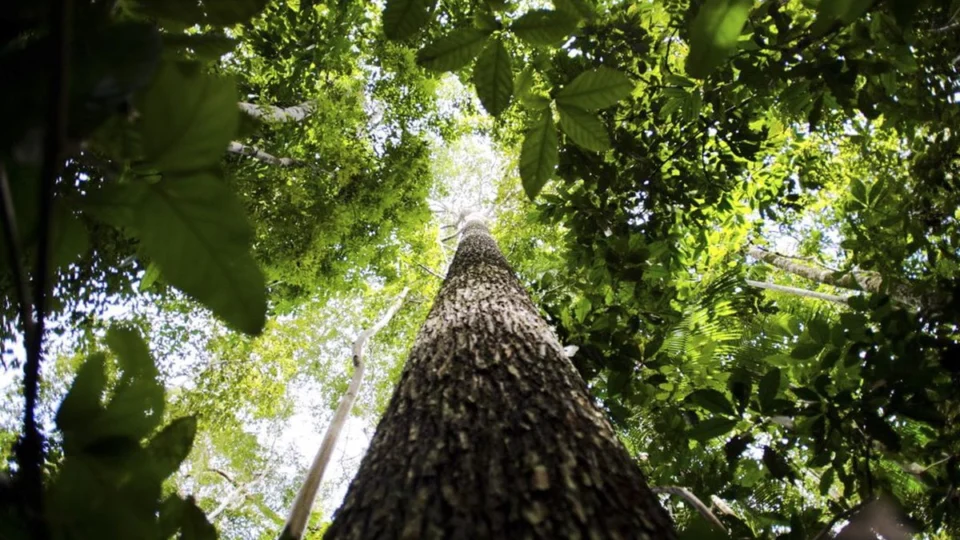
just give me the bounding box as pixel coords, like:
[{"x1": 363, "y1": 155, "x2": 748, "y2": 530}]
[
  {"x1": 238, "y1": 101, "x2": 316, "y2": 123},
  {"x1": 227, "y1": 141, "x2": 303, "y2": 167},
  {"x1": 651, "y1": 486, "x2": 727, "y2": 533},
  {"x1": 281, "y1": 288, "x2": 410, "y2": 540},
  {"x1": 745, "y1": 279, "x2": 853, "y2": 305}
]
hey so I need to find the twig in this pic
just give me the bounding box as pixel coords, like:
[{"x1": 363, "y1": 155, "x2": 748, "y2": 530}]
[
  {"x1": 416, "y1": 263, "x2": 444, "y2": 280},
  {"x1": 651, "y1": 486, "x2": 727, "y2": 533}
]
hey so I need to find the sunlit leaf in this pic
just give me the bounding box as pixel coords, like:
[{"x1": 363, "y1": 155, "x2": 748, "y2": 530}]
[
  {"x1": 510, "y1": 10, "x2": 579, "y2": 46},
  {"x1": 684, "y1": 0, "x2": 753, "y2": 79},
  {"x1": 557, "y1": 104, "x2": 610, "y2": 151},
  {"x1": 555, "y1": 67, "x2": 633, "y2": 111}
]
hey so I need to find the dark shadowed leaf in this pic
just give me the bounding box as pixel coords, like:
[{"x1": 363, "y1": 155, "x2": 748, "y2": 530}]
[
  {"x1": 862, "y1": 414, "x2": 902, "y2": 452},
  {"x1": 688, "y1": 417, "x2": 738, "y2": 441},
  {"x1": 557, "y1": 104, "x2": 610, "y2": 151},
  {"x1": 417, "y1": 28, "x2": 491, "y2": 72},
  {"x1": 555, "y1": 67, "x2": 633, "y2": 111},
  {"x1": 135, "y1": 173, "x2": 266, "y2": 335},
  {"x1": 685, "y1": 0, "x2": 753, "y2": 79},
  {"x1": 520, "y1": 109, "x2": 558, "y2": 200},
  {"x1": 139, "y1": 61, "x2": 239, "y2": 174},
  {"x1": 473, "y1": 38, "x2": 513, "y2": 116},
  {"x1": 148, "y1": 416, "x2": 198, "y2": 480},
  {"x1": 384, "y1": 0, "x2": 438, "y2": 40},
  {"x1": 758, "y1": 367, "x2": 781, "y2": 410},
  {"x1": 55, "y1": 353, "x2": 107, "y2": 435},
  {"x1": 510, "y1": 10, "x2": 579, "y2": 46},
  {"x1": 686, "y1": 389, "x2": 736, "y2": 416},
  {"x1": 763, "y1": 446, "x2": 792, "y2": 479}
]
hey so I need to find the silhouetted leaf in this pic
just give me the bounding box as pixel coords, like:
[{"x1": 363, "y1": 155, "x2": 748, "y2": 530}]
[
  {"x1": 417, "y1": 28, "x2": 490, "y2": 72},
  {"x1": 520, "y1": 109, "x2": 558, "y2": 199},
  {"x1": 473, "y1": 38, "x2": 513, "y2": 116},
  {"x1": 510, "y1": 10, "x2": 579, "y2": 46}
]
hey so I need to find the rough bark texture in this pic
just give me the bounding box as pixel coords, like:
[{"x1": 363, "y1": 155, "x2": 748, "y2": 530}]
[
  {"x1": 744, "y1": 279, "x2": 852, "y2": 305},
  {"x1": 325, "y1": 218, "x2": 675, "y2": 540},
  {"x1": 238, "y1": 101, "x2": 316, "y2": 123}
]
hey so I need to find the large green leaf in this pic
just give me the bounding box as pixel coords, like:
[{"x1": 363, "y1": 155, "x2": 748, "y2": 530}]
[
  {"x1": 510, "y1": 10, "x2": 579, "y2": 46},
  {"x1": 148, "y1": 416, "x2": 198, "y2": 480},
  {"x1": 684, "y1": 0, "x2": 753, "y2": 79},
  {"x1": 472, "y1": 38, "x2": 513, "y2": 116},
  {"x1": 417, "y1": 28, "x2": 491, "y2": 72},
  {"x1": 557, "y1": 104, "x2": 610, "y2": 151},
  {"x1": 139, "y1": 61, "x2": 239, "y2": 174},
  {"x1": 95, "y1": 327, "x2": 165, "y2": 442},
  {"x1": 519, "y1": 109, "x2": 558, "y2": 200},
  {"x1": 383, "y1": 0, "x2": 437, "y2": 40},
  {"x1": 555, "y1": 67, "x2": 633, "y2": 111},
  {"x1": 758, "y1": 367, "x2": 781, "y2": 410},
  {"x1": 687, "y1": 417, "x2": 738, "y2": 441},
  {"x1": 55, "y1": 353, "x2": 107, "y2": 437},
  {"x1": 686, "y1": 389, "x2": 737, "y2": 417},
  {"x1": 136, "y1": 173, "x2": 267, "y2": 335}
]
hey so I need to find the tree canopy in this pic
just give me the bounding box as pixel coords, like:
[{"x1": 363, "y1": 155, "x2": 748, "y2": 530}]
[{"x1": 2, "y1": 0, "x2": 960, "y2": 538}]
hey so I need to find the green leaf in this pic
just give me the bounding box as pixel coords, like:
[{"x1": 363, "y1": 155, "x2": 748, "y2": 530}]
[
  {"x1": 417, "y1": 28, "x2": 490, "y2": 72},
  {"x1": 135, "y1": 173, "x2": 266, "y2": 335},
  {"x1": 139, "y1": 262, "x2": 162, "y2": 292},
  {"x1": 472, "y1": 38, "x2": 513, "y2": 116},
  {"x1": 791, "y1": 340, "x2": 823, "y2": 359},
  {"x1": 139, "y1": 61, "x2": 239, "y2": 174},
  {"x1": 684, "y1": 0, "x2": 753, "y2": 79},
  {"x1": 862, "y1": 414, "x2": 901, "y2": 452},
  {"x1": 819, "y1": 467, "x2": 835, "y2": 496},
  {"x1": 552, "y1": 0, "x2": 596, "y2": 19},
  {"x1": 557, "y1": 104, "x2": 611, "y2": 152},
  {"x1": 55, "y1": 353, "x2": 107, "y2": 435},
  {"x1": 105, "y1": 326, "x2": 156, "y2": 377},
  {"x1": 555, "y1": 67, "x2": 633, "y2": 111},
  {"x1": 383, "y1": 0, "x2": 437, "y2": 40},
  {"x1": 792, "y1": 386, "x2": 821, "y2": 402},
  {"x1": 686, "y1": 389, "x2": 736, "y2": 417},
  {"x1": 519, "y1": 109, "x2": 558, "y2": 200},
  {"x1": 687, "y1": 417, "x2": 738, "y2": 441},
  {"x1": 758, "y1": 367, "x2": 781, "y2": 410},
  {"x1": 147, "y1": 416, "x2": 198, "y2": 480},
  {"x1": 724, "y1": 434, "x2": 753, "y2": 464},
  {"x1": 181, "y1": 497, "x2": 217, "y2": 540},
  {"x1": 510, "y1": 10, "x2": 579, "y2": 46},
  {"x1": 762, "y1": 446, "x2": 792, "y2": 479},
  {"x1": 807, "y1": 318, "x2": 831, "y2": 345}
]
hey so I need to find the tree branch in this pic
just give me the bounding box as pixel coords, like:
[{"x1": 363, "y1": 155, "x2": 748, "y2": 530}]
[
  {"x1": 651, "y1": 486, "x2": 727, "y2": 533},
  {"x1": 745, "y1": 279, "x2": 853, "y2": 305},
  {"x1": 238, "y1": 101, "x2": 316, "y2": 123},
  {"x1": 227, "y1": 142, "x2": 304, "y2": 167},
  {"x1": 280, "y1": 288, "x2": 410, "y2": 540}
]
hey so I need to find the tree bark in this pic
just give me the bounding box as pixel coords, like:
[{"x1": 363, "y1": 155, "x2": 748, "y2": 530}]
[{"x1": 325, "y1": 216, "x2": 675, "y2": 539}]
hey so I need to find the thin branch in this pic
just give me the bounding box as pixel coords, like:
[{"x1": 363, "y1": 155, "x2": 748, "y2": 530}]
[
  {"x1": 228, "y1": 141, "x2": 304, "y2": 167},
  {"x1": 745, "y1": 279, "x2": 853, "y2": 305},
  {"x1": 416, "y1": 263, "x2": 444, "y2": 280},
  {"x1": 651, "y1": 486, "x2": 727, "y2": 533},
  {"x1": 280, "y1": 288, "x2": 410, "y2": 540}
]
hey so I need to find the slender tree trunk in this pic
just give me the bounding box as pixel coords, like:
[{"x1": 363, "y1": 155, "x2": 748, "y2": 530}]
[
  {"x1": 748, "y1": 246, "x2": 919, "y2": 307},
  {"x1": 281, "y1": 288, "x2": 410, "y2": 540},
  {"x1": 325, "y1": 216, "x2": 675, "y2": 539}
]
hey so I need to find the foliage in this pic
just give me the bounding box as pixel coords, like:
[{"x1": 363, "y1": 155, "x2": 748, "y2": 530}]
[{"x1": 3, "y1": 0, "x2": 960, "y2": 538}]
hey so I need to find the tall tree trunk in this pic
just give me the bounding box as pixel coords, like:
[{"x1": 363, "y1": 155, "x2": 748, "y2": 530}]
[
  {"x1": 227, "y1": 142, "x2": 303, "y2": 167},
  {"x1": 325, "y1": 216, "x2": 675, "y2": 539}
]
